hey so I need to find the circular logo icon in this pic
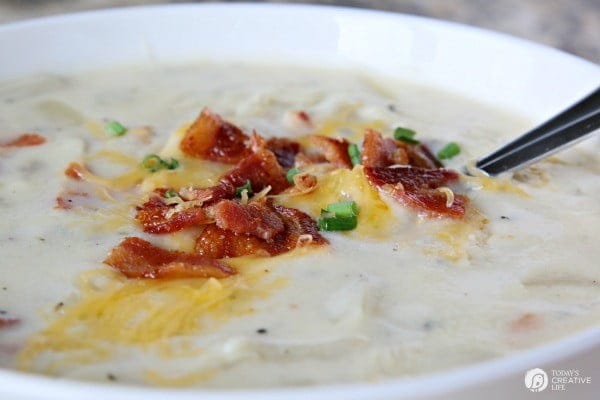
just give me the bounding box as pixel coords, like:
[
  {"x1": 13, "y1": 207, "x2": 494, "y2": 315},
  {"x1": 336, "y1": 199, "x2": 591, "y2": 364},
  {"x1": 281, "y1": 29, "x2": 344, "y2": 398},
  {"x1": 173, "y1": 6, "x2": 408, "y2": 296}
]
[{"x1": 525, "y1": 368, "x2": 548, "y2": 392}]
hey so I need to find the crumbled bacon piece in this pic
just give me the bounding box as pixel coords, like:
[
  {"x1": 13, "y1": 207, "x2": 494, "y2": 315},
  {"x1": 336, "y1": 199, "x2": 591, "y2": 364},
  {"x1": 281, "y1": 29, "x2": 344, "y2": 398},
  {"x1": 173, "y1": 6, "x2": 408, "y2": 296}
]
[
  {"x1": 364, "y1": 166, "x2": 467, "y2": 218},
  {"x1": 1, "y1": 133, "x2": 46, "y2": 147},
  {"x1": 405, "y1": 143, "x2": 443, "y2": 169},
  {"x1": 55, "y1": 191, "x2": 88, "y2": 210},
  {"x1": 310, "y1": 136, "x2": 353, "y2": 169},
  {"x1": 64, "y1": 162, "x2": 87, "y2": 180},
  {"x1": 221, "y1": 149, "x2": 290, "y2": 194},
  {"x1": 212, "y1": 200, "x2": 285, "y2": 240},
  {"x1": 195, "y1": 204, "x2": 327, "y2": 258},
  {"x1": 135, "y1": 195, "x2": 210, "y2": 234},
  {"x1": 182, "y1": 182, "x2": 236, "y2": 204},
  {"x1": 361, "y1": 129, "x2": 409, "y2": 168},
  {"x1": 180, "y1": 108, "x2": 250, "y2": 163},
  {"x1": 195, "y1": 225, "x2": 270, "y2": 258},
  {"x1": 0, "y1": 317, "x2": 19, "y2": 329},
  {"x1": 266, "y1": 137, "x2": 301, "y2": 168},
  {"x1": 104, "y1": 237, "x2": 235, "y2": 279}
]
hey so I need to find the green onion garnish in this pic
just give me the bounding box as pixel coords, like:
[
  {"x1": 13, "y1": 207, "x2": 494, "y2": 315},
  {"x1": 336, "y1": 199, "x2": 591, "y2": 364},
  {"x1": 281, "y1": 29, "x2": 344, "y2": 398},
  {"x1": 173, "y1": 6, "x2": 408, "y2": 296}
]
[
  {"x1": 235, "y1": 180, "x2": 253, "y2": 197},
  {"x1": 318, "y1": 200, "x2": 359, "y2": 231},
  {"x1": 286, "y1": 167, "x2": 300, "y2": 184},
  {"x1": 393, "y1": 127, "x2": 419, "y2": 144},
  {"x1": 142, "y1": 154, "x2": 180, "y2": 173},
  {"x1": 325, "y1": 200, "x2": 359, "y2": 218},
  {"x1": 105, "y1": 121, "x2": 127, "y2": 137},
  {"x1": 142, "y1": 154, "x2": 164, "y2": 172},
  {"x1": 162, "y1": 157, "x2": 179, "y2": 170},
  {"x1": 318, "y1": 215, "x2": 358, "y2": 231},
  {"x1": 164, "y1": 189, "x2": 178, "y2": 198},
  {"x1": 437, "y1": 142, "x2": 461, "y2": 160},
  {"x1": 347, "y1": 143, "x2": 361, "y2": 166}
]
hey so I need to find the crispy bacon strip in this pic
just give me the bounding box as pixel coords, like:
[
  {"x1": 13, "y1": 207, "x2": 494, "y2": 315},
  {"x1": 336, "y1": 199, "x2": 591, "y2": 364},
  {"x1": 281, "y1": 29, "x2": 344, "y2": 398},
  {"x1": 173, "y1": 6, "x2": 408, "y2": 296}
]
[
  {"x1": 266, "y1": 137, "x2": 301, "y2": 168},
  {"x1": 1, "y1": 133, "x2": 46, "y2": 147},
  {"x1": 221, "y1": 148, "x2": 290, "y2": 194},
  {"x1": 0, "y1": 317, "x2": 19, "y2": 329},
  {"x1": 212, "y1": 200, "x2": 285, "y2": 240},
  {"x1": 180, "y1": 108, "x2": 250, "y2": 163},
  {"x1": 104, "y1": 237, "x2": 235, "y2": 279},
  {"x1": 310, "y1": 136, "x2": 353, "y2": 169},
  {"x1": 361, "y1": 129, "x2": 409, "y2": 168},
  {"x1": 135, "y1": 195, "x2": 210, "y2": 234},
  {"x1": 364, "y1": 166, "x2": 468, "y2": 218},
  {"x1": 196, "y1": 204, "x2": 327, "y2": 258}
]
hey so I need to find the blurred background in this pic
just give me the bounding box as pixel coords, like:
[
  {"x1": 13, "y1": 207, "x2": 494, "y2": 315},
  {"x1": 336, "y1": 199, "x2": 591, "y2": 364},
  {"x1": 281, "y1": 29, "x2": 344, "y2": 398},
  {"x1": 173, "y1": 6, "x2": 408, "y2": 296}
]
[{"x1": 1, "y1": 0, "x2": 598, "y2": 62}]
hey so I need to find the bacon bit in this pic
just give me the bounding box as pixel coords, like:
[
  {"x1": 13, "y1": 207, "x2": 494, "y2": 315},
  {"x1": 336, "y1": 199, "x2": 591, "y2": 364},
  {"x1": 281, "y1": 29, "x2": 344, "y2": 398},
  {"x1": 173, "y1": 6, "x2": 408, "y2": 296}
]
[
  {"x1": 361, "y1": 129, "x2": 409, "y2": 168},
  {"x1": 180, "y1": 108, "x2": 250, "y2": 163},
  {"x1": 1, "y1": 133, "x2": 46, "y2": 147},
  {"x1": 182, "y1": 182, "x2": 236, "y2": 203},
  {"x1": 297, "y1": 111, "x2": 311, "y2": 124},
  {"x1": 292, "y1": 173, "x2": 318, "y2": 194},
  {"x1": 266, "y1": 137, "x2": 301, "y2": 168},
  {"x1": 104, "y1": 237, "x2": 235, "y2": 279},
  {"x1": 310, "y1": 136, "x2": 353, "y2": 169},
  {"x1": 212, "y1": 200, "x2": 285, "y2": 240},
  {"x1": 195, "y1": 204, "x2": 327, "y2": 258},
  {"x1": 195, "y1": 225, "x2": 270, "y2": 258},
  {"x1": 405, "y1": 143, "x2": 443, "y2": 169},
  {"x1": 64, "y1": 162, "x2": 87, "y2": 180},
  {"x1": 221, "y1": 149, "x2": 290, "y2": 194},
  {"x1": 0, "y1": 317, "x2": 19, "y2": 329},
  {"x1": 510, "y1": 313, "x2": 542, "y2": 332},
  {"x1": 55, "y1": 192, "x2": 88, "y2": 210},
  {"x1": 135, "y1": 195, "x2": 210, "y2": 234},
  {"x1": 364, "y1": 166, "x2": 468, "y2": 218}
]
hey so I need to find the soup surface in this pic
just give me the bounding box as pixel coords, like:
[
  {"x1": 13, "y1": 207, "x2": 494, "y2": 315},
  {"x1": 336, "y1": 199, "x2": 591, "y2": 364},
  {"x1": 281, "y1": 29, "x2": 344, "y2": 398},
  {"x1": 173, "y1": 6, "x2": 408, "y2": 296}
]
[{"x1": 0, "y1": 63, "x2": 598, "y2": 387}]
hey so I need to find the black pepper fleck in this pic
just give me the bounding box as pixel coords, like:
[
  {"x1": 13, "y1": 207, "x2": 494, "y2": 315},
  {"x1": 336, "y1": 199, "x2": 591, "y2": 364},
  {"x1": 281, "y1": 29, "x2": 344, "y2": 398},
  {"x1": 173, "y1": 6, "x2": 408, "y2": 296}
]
[
  {"x1": 387, "y1": 104, "x2": 397, "y2": 112},
  {"x1": 54, "y1": 302, "x2": 64, "y2": 311},
  {"x1": 256, "y1": 328, "x2": 268, "y2": 335},
  {"x1": 0, "y1": 310, "x2": 6, "y2": 315},
  {"x1": 500, "y1": 216, "x2": 510, "y2": 220},
  {"x1": 107, "y1": 373, "x2": 117, "y2": 381}
]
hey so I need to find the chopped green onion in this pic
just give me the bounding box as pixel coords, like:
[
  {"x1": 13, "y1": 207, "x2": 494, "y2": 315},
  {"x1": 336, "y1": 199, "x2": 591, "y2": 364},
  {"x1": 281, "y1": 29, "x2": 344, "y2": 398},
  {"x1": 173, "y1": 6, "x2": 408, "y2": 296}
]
[
  {"x1": 141, "y1": 154, "x2": 180, "y2": 173},
  {"x1": 162, "y1": 157, "x2": 179, "y2": 170},
  {"x1": 393, "y1": 127, "x2": 419, "y2": 144},
  {"x1": 164, "y1": 189, "x2": 178, "y2": 198},
  {"x1": 325, "y1": 200, "x2": 359, "y2": 218},
  {"x1": 318, "y1": 200, "x2": 359, "y2": 231},
  {"x1": 286, "y1": 167, "x2": 300, "y2": 184},
  {"x1": 437, "y1": 142, "x2": 461, "y2": 160},
  {"x1": 318, "y1": 215, "x2": 358, "y2": 231},
  {"x1": 142, "y1": 154, "x2": 164, "y2": 172},
  {"x1": 347, "y1": 143, "x2": 361, "y2": 166},
  {"x1": 235, "y1": 180, "x2": 253, "y2": 197},
  {"x1": 105, "y1": 121, "x2": 127, "y2": 137}
]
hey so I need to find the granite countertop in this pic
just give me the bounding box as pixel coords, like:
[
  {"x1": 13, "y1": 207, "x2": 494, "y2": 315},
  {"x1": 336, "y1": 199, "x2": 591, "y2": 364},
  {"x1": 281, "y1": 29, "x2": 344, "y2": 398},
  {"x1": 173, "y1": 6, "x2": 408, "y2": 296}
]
[{"x1": 1, "y1": 0, "x2": 598, "y2": 62}]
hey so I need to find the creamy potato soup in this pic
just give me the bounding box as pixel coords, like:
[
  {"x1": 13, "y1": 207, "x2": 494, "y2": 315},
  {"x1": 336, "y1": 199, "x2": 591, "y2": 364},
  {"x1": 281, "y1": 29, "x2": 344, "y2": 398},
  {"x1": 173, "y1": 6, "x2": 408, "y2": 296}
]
[{"x1": 0, "y1": 63, "x2": 598, "y2": 388}]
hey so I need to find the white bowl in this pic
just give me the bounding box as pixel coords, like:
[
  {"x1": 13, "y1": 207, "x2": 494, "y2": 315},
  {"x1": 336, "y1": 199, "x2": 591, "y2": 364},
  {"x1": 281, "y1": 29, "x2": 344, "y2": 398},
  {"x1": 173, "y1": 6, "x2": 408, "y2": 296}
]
[{"x1": 0, "y1": 4, "x2": 598, "y2": 400}]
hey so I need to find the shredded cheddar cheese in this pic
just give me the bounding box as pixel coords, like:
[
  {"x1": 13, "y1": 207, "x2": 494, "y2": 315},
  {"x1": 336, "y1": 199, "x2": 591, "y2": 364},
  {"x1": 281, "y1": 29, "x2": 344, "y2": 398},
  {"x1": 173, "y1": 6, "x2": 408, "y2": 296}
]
[{"x1": 18, "y1": 260, "x2": 286, "y2": 376}]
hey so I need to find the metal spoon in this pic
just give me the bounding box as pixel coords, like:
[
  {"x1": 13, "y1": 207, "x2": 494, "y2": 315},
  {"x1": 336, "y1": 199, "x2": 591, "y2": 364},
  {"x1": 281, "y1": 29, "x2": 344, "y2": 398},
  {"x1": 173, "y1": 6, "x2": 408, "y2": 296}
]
[{"x1": 476, "y1": 85, "x2": 600, "y2": 176}]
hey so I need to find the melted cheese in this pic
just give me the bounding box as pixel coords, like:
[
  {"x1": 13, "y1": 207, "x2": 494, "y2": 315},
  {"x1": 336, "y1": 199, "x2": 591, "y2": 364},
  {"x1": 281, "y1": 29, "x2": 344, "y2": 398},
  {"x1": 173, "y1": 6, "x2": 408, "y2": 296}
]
[
  {"x1": 18, "y1": 260, "x2": 286, "y2": 375},
  {"x1": 280, "y1": 166, "x2": 393, "y2": 238}
]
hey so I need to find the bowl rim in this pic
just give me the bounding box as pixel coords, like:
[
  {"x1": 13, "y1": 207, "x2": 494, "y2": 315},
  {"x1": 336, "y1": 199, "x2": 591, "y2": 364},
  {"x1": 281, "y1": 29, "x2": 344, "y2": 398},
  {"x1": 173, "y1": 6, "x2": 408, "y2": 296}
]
[{"x1": 0, "y1": 3, "x2": 598, "y2": 399}]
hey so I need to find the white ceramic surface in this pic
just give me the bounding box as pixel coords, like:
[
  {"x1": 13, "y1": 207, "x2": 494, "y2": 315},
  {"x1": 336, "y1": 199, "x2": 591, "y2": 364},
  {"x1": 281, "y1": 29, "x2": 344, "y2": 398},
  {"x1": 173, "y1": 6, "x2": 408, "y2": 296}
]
[{"x1": 0, "y1": 4, "x2": 598, "y2": 399}]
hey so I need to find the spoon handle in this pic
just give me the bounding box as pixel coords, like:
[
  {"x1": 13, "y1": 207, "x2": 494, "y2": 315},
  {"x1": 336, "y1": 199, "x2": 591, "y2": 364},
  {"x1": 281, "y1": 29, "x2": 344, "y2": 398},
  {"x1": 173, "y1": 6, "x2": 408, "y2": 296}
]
[{"x1": 476, "y1": 85, "x2": 600, "y2": 176}]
